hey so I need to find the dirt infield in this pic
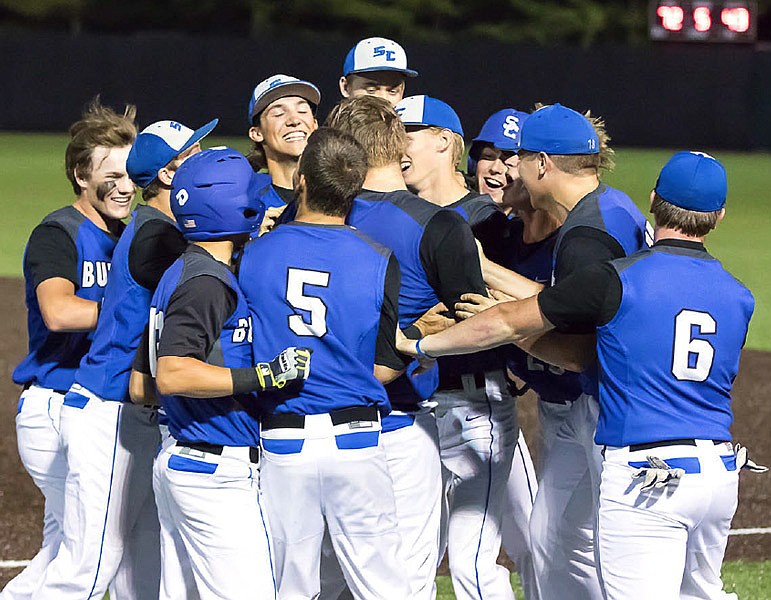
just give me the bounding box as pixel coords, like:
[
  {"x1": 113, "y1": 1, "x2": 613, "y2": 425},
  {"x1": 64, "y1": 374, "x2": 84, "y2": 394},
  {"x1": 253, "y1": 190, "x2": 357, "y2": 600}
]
[{"x1": 0, "y1": 275, "x2": 769, "y2": 587}]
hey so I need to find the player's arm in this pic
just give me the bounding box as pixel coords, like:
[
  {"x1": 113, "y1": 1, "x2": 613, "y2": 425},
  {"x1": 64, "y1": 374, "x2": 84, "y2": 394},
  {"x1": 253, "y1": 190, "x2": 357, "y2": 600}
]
[
  {"x1": 482, "y1": 258, "x2": 544, "y2": 300},
  {"x1": 129, "y1": 220, "x2": 188, "y2": 290},
  {"x1": 374, "y1": 255, "x2": 407, "y2": 385},
  {"x1": 129, "y1": 324, "x2": 158, "y2": 405},
  {"x1": 420, "y1": 210, "x2": 486, "y2": 316},
  {"x1": 26, "y1": 224, "x2": 100, "y2": 332}
]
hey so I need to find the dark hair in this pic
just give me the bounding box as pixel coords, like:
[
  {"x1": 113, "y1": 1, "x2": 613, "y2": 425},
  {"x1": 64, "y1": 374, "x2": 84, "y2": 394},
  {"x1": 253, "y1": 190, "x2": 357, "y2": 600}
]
[
  {"x1": 298, "y1": 128, "x2": 368, "y2": 217},
  {"x1": 651, "y1": 192, "x2": 721, "y2": 237},
  {"x1": 324, "y1": 96, "x2": 406, "y2": 168},
  {"x1": 65, "y1": 97, "x2": 137, "y2": 195}
]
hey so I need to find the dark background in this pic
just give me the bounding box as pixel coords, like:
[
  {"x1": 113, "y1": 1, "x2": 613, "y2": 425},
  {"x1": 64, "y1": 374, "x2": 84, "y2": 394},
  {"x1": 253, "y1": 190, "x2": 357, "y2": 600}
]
[{"x1": 2, "y1": 31, "x2": 771, "y2": 150}]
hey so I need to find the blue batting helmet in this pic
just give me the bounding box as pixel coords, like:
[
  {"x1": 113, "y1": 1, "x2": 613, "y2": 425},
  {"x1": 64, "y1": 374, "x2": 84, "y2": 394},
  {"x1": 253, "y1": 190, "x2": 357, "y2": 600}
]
[
  {"x1": 171, "y1": 148, "x2": 264, "y2": 241},
  {"x1": 467, "y1": 109, "x2": 529, "y2": 176}
]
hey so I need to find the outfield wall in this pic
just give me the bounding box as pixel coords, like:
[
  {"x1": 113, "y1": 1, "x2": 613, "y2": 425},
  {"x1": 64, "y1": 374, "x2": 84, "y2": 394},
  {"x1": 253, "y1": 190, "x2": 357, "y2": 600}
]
[{"x1": 3, "y1": 31, "x2": 771, "y2": 149}]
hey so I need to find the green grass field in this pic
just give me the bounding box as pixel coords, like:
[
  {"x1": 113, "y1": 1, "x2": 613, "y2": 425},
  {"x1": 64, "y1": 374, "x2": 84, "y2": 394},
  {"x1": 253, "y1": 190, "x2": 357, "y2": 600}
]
[{"x1": 1, "y1": 134, "x2": 768, "y2": 349}]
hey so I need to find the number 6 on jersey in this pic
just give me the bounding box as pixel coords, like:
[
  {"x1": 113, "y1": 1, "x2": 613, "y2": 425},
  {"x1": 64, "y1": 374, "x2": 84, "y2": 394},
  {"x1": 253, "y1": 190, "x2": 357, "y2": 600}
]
[
  {"x1": 671, "y1": 309, "x2": 716, "y2": 382},
  {"x1": 286, "y1": 268, "x2": 330, "y2": 337}
]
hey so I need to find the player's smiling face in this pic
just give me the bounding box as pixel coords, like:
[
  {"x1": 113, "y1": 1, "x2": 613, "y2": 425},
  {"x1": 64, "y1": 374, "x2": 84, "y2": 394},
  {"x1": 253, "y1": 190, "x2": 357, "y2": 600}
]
[
  {"x1": 341, "y1": 72, "x2": 406, "y2": 106},
  {"x1": 252, "y1": 96, "x2": 318, "y2": 160},
  {"x1": 401, "y1": 127, "x2": 442, "y2": 189},
  {"x1": 475, "y1": 144, "x2": 517, "y2": 204},
  {"x1": 517, "y1": 151, "x2": 550, "y2": 210},
  {"x1": 78, "y1": 145, "x2": 135, "y2": 221}
]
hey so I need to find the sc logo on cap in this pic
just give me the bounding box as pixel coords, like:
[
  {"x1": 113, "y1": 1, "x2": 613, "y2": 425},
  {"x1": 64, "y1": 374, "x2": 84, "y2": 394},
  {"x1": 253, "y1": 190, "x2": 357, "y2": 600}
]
[
  {"x1": 373, "y1": 46, "x2": 396, "y2": 62},
  {"x1": 176, "y1": 189, "x2": 189, "y2": 206},
  {"x1": 502, "y1": 115, "x2": 521, "y2": 140}
]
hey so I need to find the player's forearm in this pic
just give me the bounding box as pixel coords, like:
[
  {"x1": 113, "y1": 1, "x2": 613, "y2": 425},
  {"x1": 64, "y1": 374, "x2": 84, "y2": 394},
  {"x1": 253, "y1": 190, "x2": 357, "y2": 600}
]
[
  {"x1": 516, "y1": 331, "x2": 597, "y2": 373},
  {"x1": 482, "y1": 260, "x2": 544, "y2": 300},
  {"x1": 413, "y1": 298, "x2": 552, "y2": 358},
  {"x1": 374, "y1": 364, "x2": 403, "y2": 385},
  {"x1": 37, "y1": 279, "x2": 99, "y2": 332},
  {"x1": 156, "y1": 356, "x2": 235, "y2": 398},
  {"x1": 129, "y1": 369, "x2": 158, "y2": 405}
]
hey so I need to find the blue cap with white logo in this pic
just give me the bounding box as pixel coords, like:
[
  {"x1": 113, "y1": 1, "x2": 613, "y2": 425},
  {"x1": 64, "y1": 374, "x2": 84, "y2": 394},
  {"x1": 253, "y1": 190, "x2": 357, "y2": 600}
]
[
  {"x1": 248, "y1": 74, "x2": 321, "y2": 123},
  {"x1": 518, "y1": 103, "x2": 598, "y2": 155},
  {"x1": 655, "y1": 151, "x2": 727, "y2": 212},
  {"x1": 127, "y1": 119, "x2": 218, "y2": 188},
  {"x1": 473, "y1": 109, "x2": 529, "y2": 151},
  {"x1": 395, "y1": 95, "x2": 463, "y2": 136},
  {"x1": 343, "y1": 37, "x2": 418, "y2": 78}
]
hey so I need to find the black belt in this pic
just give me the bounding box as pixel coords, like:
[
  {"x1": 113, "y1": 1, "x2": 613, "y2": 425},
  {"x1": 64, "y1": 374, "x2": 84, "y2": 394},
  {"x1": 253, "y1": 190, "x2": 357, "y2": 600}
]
[
  {"x1": 628, "y1": 438, "x2": 729, "y2": 452},
  {"x1": 261, "y1": 406, "x2": 379, "y2": 431},
  {"x1": 176, "y1": 441, "x2": 260, "y2": 464},
  {"x1": 22, "y1": 382, "x2": 68, "y2": 395},
  {"x1": 437, "y1": 371, "x2": 485, "y2": 392}
]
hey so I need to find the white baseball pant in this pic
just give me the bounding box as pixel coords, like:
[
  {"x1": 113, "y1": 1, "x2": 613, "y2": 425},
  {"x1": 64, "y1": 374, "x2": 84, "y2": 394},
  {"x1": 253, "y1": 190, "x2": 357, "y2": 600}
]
[
  {"x1": 434, "y1": 370, "x2": 522, "y2": 600},
  {"x1": 32, "y1": 390, "x2": 161, "y2": 600},
  {"x1": 260, "y1": 412, "x2": 408, "y2": 600},
  {"x1": 1, "y1": 386, "x2": 67, "y2": 600},
  {"x1": 528, "y1": 393, "x2": 604, "y2": 600},
  {"x1": 154, "y1": 440, "x2": 275, "y2": 600},
  {"x1": 599, "y1": 440, "x2": 739, "y2": 600}
]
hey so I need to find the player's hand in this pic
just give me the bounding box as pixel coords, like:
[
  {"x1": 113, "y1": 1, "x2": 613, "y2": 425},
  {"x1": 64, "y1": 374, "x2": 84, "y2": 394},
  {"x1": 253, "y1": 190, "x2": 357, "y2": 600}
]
[
  {"x1": 255, "y1": 347, "x2": 312, "y2": 392},
  {"x1": 259, "y1": 206, "x2": 287, "y2": 237},
  {"x1": 455, "y1": 291, "x2": 507, "y2": 320},
  {"x1": 735, "y1": 443, "x2": 769, "y2": 473},
  {"x1": 632, "y1": 456, "x2": 685, "y2": 491},
  {"x1": 395, "y1": 327, "x2": 418, "y2": 357},
  {"x1": 413, "y1": 302, "x2": 454, "y2": 336}
]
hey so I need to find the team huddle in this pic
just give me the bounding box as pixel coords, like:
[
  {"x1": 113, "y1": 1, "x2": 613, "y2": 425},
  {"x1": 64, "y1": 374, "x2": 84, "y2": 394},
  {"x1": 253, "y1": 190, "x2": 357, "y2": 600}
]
[{"x1": 3, "y1": 36, "x2": 765, "y2": 600}]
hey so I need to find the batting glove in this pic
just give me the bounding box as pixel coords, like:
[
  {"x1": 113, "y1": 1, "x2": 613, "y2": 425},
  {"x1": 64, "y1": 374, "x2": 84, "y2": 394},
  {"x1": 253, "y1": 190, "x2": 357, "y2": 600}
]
[
  {"x1": 735, "y1": 443, "x2": 769, "y2": 473},
  {"x1": 255, "y1": 347, "x2": 312, "y2": 392},
  {"x1": 633, "y1": 456, "x2": 685, "y2": 491}
]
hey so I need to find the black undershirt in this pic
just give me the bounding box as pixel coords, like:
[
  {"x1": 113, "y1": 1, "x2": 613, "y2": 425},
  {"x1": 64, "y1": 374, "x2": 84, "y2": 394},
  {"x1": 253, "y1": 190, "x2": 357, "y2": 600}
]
[
  {"x1": 539, "y1": 239, "x2": 706, "y2": 334},
  {"x1": 272, "y1": 185, "x2": 295, "y2": 205},
  {"x1": 553, "y1": 226, "x2": 625, "y2": 283},
  {"x1": 25, "y1": 224, "x2": 80, "y2": 289},
  {"x1": 375, "y1": 255, "x2": 405, "y2": 371},
  {"x1": 419, "y1": 209, "x2": 486, "y2": 315},
  {"x1": 128, "y1": 219, "x2": 187, "y2": 290}
]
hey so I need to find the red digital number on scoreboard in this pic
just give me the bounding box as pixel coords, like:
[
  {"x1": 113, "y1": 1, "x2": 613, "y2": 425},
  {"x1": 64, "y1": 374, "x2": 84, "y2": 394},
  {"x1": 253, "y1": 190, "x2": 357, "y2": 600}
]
[{"x1": 650, "y1": 1, "x2": 757, "y2": 41}]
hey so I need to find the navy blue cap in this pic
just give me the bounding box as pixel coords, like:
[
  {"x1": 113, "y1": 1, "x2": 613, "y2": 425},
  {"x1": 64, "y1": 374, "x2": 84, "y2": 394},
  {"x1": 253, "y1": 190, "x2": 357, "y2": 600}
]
[
  {"x1": 127, "y1": 119, "x2": 218, "y2": 188},
  {"x1": 655, "y1": 151, "x2": 727, "y2": 212},
  {"x1": 395, "y1": 95, "x2": 463, "y2": 136},
  {"x1": 518, "y1": 103, "x2": 598, "y2": 155},
  {"x1": 472, "y1": 109, "x2": 530, "y2": 151},
  {"x1": 343, "y1": 37, "x2": 418, "y2": 77}
]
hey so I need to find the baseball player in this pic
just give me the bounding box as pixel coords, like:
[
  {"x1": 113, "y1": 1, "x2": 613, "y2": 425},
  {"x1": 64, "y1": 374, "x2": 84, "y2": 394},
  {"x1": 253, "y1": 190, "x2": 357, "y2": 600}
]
[
  {"x1": 41, "y1": 117, "x2": 215, "y2": 600},
  {"x1": 5, "y1": 99, "x2": 136, "y2": 600},
  {"x1": 456, "y1": 103, "x2": 651, "y2": 599},
  {"x1": 240, "y1": 128, "x2": 410, "y2": 600},
  {"x1": 324, "y1": 95, "x2": 486, "y2": 600},
  {"x1": 130, "y1": 147, "x2": 311, "y2": 599},
  {"x1": 396, "y1": 95, "x2": 526, "y2": 600},
  {"x1": 399, "y1": 150, "x2": 756, "y2": 600},
  {"x1": 246, "y1": 74, "x2": 320, "y2": 231},
  {"x1": 339, "y1": 37, "x2": 417, "y2": 105}
]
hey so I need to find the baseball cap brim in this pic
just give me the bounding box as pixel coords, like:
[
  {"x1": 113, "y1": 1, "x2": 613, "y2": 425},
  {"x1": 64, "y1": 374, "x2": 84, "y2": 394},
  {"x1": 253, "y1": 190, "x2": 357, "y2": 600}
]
[
  {"x1": 180, "y1": 119, "x2": 219, "y2": 156},
  {"x1": 250, "y1": 82, "x2": 321, "y2": 121},
  {"x1": 346, "y1": 65, "x2": 419, "y2": 78}
]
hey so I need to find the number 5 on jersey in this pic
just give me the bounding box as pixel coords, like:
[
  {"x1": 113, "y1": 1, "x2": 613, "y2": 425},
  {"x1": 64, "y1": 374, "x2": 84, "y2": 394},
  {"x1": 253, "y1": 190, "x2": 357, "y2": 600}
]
[{"x1": 286, "y1": 268, "x2": 330, "y2": 337}]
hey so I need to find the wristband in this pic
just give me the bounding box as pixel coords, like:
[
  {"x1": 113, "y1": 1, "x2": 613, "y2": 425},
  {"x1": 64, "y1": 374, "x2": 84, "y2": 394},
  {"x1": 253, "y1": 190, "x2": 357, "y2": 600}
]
[
  {"x1": 415, "y1": 338, "x2": 435, "y2": 359},
  {"x1": 231, "y1": 367, "x2": 262, "y2": 394}
]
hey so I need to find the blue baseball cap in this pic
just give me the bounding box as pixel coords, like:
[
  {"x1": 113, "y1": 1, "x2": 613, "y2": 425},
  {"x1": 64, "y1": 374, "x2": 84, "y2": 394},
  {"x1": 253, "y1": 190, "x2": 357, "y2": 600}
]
[
  {"x1": 518, "y1": 103, "x2": 598, "y2": 155},
  {"x1": 655, "y1": 151, "x2": 727, "y2": 212},
  {"x1": 248, "y1": 74, "x2": 321, "y2": 123},
  {"x1": 473, "y1": 109, "x2": 530, "y2": 151},
  {"x1": 343, "y1": 37, "x2": 418, "y2": 78},
  {"x1": 395, "y1": 95, "x2": 463, "y2": 136},
  {"x1": 127, "y1": 119, "x2": 218, "y2": 188}
]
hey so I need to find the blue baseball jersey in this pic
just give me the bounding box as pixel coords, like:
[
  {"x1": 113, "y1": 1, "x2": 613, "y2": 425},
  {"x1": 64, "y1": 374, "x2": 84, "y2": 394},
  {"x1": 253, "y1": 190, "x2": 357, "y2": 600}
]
[
  {"x1": 501, "y1": 219, "x2": 583, "y2": 404},
  {"x1": 13, "y1": 206, "x2": 119, "y2": 390},
  {"x1": 239, "y1": 222, "x2": 391, "y2": 416},
  {"x1": 553, "y1": 183, "x2": 650, "y2": 397},
  {"x1": 249, "y1": 172, "x2": 287, "y2": 210},
  {"x1": 151, "y1": 248, "x2": 260, "y2": 446},
  {"x1": 347, "y1": 190, "x2": 443, "y2": 405},
  {"x1": 596, "y1": 244, "x2": 754, "y2": 446},
  {"x1": 74, "y1": 205, "x2": 179, "y2": 401}
]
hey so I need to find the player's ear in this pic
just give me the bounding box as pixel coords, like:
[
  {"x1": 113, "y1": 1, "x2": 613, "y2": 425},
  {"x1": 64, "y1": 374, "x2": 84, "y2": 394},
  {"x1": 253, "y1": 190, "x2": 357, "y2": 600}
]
[
  {"x1": 716, "y1": 208, "x2": 726, "y2": 223},
  {"x1": 339, "y1": 76, "x2": 350, "y2": 98},
  {"x1": 649, "y1": 189, "x2": 656, "y2": 209},
  {"x1": 157, "y1": 166, "x2": 174, "y2": 187},
  {"x1": 74, "y1": 166, "x2": 90, "y2": 191},
  {"x1": 537, "y1": 152, "x2": 548, "y2": 179},
  {"x1": 249, "y1": 126, "x2": 264, "y2": 144},
  {"x1": 437, "y1": 129, "x2": 452, "y2": 154}
]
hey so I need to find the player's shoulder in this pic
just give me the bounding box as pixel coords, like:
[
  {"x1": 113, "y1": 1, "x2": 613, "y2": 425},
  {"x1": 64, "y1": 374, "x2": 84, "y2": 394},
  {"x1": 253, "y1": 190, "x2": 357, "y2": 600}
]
[
  {"x1": 357, "y1": 189, "x2": 441, "y2": 225},
  {"x1": 38, "y1": 205, "x2": 86, "y2": 238},
  {"x1": 344, "y1": 225, "x2": 393, "y2": 260},
  {"x1": 179, "y1": 246, "x2": 233, "y2": 288}
]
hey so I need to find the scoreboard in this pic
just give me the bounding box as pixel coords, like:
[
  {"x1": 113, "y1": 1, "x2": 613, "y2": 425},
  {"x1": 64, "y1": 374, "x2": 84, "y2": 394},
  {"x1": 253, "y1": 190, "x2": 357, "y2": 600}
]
[{"x1": 649, "y1": 1, "x2": 757, "y2": 42}]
